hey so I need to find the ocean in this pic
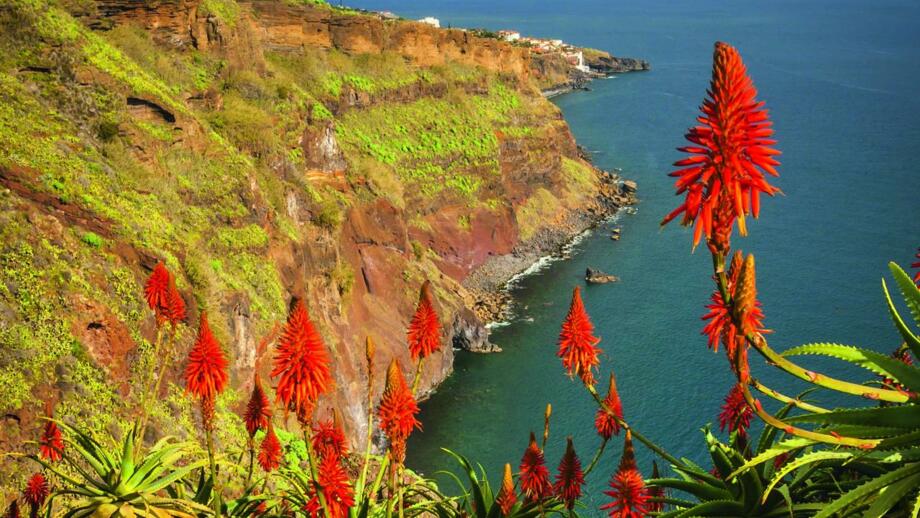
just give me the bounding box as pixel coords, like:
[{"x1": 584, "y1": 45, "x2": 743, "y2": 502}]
[{"x1": 347, "y1": 0, "x2": 920, "y2": 510}]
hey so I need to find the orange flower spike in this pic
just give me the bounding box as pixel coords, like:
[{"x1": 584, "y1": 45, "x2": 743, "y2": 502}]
[
  {"x1": 557, "y1": 287, "x2": 602, "y2": 386},
  {"x1": 165, "y1": 280, "x2": 186, "y2": 326},
  {"x1": 601, "y1": 431, "x2": 650, "y2": 518},
  {"x1": 39, "y1": 419, "x2": 64, "y2": 462},
  {"x1": 23, "y1": 473, "x2": 48, "y2": 511},
  {"x1": 495, "y1": 463, "x2": 517, "y2": 516},
  {"x1": 257, "y1": 424, "x2": 282, "y2": 472},
  {"x1": 377, "y1": 359, "x2": 421, "y2": 463},
  {"x1": 554, "y1": 437, "x2": 585, "y2": 510},
  {"x1": 321, "y1": 455, "x2": 355, "y2": 518},
  {"x1": 719, "y1": 384, "x2": 753, "y2": 437},
  {"x1": 518, "y1": 432, "x2": 552, "y2": 502},
  {"x1": 595, "y1": 372, "x2": 624, "y2": 439},
  {"x1": 663, "y1": 42, "x2": 780, "y2": 247},
  {"x1": 647, "y1": 461, "x2": 665, "y2": 512},
  {"x1": 244, "y1": 374, "x2": 272, "y2": 439},
  {"x1": 306, "y1": 455, "x2": 355, "y2": 518},
  {"x1": 185, "y1": 312, "x2": 229, "y2": 402},
  {"x1": 407, "y1": 281, "x2": 442, "y2": 361},
  {"x1": 312, "y1": 413, "x2": 348, "y2": 460},
  {"x1": 271, "y1": 298, "x2": 333, "y2": 421},
  {"x1": 144, "y1": 262, "x2": 171, "y2": 323}
]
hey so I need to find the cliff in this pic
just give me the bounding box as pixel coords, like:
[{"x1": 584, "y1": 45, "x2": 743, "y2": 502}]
[{"x1": 0, "y1": 0, "x2": 636, "y2": 487}]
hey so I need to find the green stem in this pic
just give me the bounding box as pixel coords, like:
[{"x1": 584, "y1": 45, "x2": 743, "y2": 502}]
[
  {"x1": 411, "y1": 358, "x2": 425, "y2": 395},
  {"x1": 206, "y1": 426, "x2": 221, "y2": 516},
  {"x1": 583, "y1": 438, "x2": 607, "y2": 477},
  {"x1": 245, "y1": 438, "x2": 255, "y2": 489},
  {"x1": 751, "y1": 379, "x2": 828, "y2": 414},
  {"x1": 586, "y1": 384, "x2": 686, "y2": 469}
]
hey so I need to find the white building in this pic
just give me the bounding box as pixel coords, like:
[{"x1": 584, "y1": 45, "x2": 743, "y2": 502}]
[
  {"x1": 498, "y1": 30, "x2": 521, "y2": 42},
  {"x1": 418, "y1": 16, "x2": 440, "y2": 28}
]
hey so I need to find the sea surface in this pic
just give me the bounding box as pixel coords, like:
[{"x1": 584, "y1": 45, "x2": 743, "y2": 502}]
[{"x1": 348, "y1": 0, "x2": 920, "y2": 510}]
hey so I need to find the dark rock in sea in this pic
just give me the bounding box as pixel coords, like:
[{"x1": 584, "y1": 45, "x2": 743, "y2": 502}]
[
  {"x1": 621, "y1": 180, "x2": 638, "y2": 194},
  {"x1": 586, "y1": 267, "x2": 618, "y2": 284},
  {"x1": 586, "y1": 55, "x2": 651, "y2": 74},
  {"x1": 450, "y1": 308, "x2": 502, "y2": 353}
]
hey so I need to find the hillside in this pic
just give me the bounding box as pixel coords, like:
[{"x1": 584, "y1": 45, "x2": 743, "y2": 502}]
[{"x1": 0, "y1": 0, "x2": 637, "y2": 488}]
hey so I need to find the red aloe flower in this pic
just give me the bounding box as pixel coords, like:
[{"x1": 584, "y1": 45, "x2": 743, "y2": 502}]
[
  {"x1": 647, "y1": 461, "x2": 665, "y2": 513},
  {"x1": 601, "y1": 431, "x2": 649, "y2": 518},
  {"x1": 304, "y1": 455, "x2": 355, "y2": 518},
  {"x1": 518, "y1": 432, "x2": 552, "y2": 503},
  {"x1": 5, "y1": 500, "x2": 19, "y2": 518},
  {"x1": 272, "y1": 299, "x2": 333, "y2": 422},
  {"x1": 662, "y1": 41, "x2": 781, "y2": 248},
  {"x1": 407, "y1": 281, "x2": 442, "y2": 361},
  {"x1": 185, "y1": 313, "x2": 229, "y2": 429},
  {"x1": 595, "y1": 372, "x2": 624, "y2": 440},
  {"x1": 702, "y1": 252, "x2": 767, "y2": 381},
  {"x1": 554, "y1": 437, "x2": 584, "y2": 510},
  {"x1": 244, "y1": 374, "x2": 272, "y2": 439},
  {"x1": 39, "y1": 414, "x2": 63, "y2": 463},
  {"x1": 165, "y1": 280, "x2": 186, "y2": 326},
  {"x1": 495, "y1": 463, "x2": 517, "y2": 516},
  {"x1": 912, "y1": 248, "x2": 920, "y2": 287},
  {"x1": 312, "y1": 416, "x2": 348, "y2": 460},
  {"x1": 23, "y1": 473, "x2": 48, "y2": 511},
  {"x1": 145, "y1": 262, "x2": 171, "y2": 324},
  {"x1": 719, "y1": 384, "x2": 753, "y2": 438},
  {"x1": 558, "y1": 287, "x2": 602, "y2": 386},
  {"x1": 257, "y1": 424, "x2": 282, "y2": 472},
  {"x1": 378, "y1": 359, "x2": 421, "y2": 464}
]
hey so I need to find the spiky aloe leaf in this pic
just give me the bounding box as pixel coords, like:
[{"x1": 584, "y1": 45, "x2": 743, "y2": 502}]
[
  {"x1": 763, "y1": 451, "x2": 854, "y2": 502},
  {"x1": 787, "y1": 405, "x2": 920, "y2": 429},
  {"x1": 814, "y1": 461, "x2": 920, "y2": 518},
  {"x1": 646, "y1": 478, "x2": 733, "y2": 501},
  {"x1": 441, "y1": 449, "x2": 488, "y2": 518},
  {"x1": 862, "y1": 470, "x2": 920, "y2": 517},
  {"x1": 883, "y1": 278, "x2": 920, "y2": 358},
  {"x1": 666, "y1": 499, "x2": 745, "y2": 517},
  {"x1": 783, "y1": 342, "x2": 920, "y2": 392},
  {"x1": 890, "y1": 262, "x2": 920, "y2": 326},
  {"x1": 730, "y1": 438, "x2": 816, "y2": 479}
]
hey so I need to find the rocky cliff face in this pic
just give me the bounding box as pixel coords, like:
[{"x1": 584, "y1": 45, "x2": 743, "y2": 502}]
[{"x1": 0, "y1": 0, "x2": 635, "y2": 486}]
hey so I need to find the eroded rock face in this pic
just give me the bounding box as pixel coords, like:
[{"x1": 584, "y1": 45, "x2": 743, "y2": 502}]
[
  {"x1": 301, "y1": 118, "x2": 347, "y2": 174},
  {"x1": 450, "y1": 308, "x2": 499, "y2": 353},
  {"x1": 70, "y1": 295, "x2": 137, "y2": 394},
  {"x1": 248, "y1": 1, "x2": 531, "y2": 79}
]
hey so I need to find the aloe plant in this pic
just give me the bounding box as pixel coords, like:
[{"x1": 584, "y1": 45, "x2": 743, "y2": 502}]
[
  {"x1": 32, "y1": 421, "x2": 210, "y2": 517},
  {"x1": 654, "y1": 263, "x2": 920, "y2": 517},
  {"x1": 438, "y1": 449, "x2": 564, "y2": 518}
]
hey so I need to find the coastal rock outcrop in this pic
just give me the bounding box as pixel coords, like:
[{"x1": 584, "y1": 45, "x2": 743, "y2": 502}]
[
  {"x1": 450, "y1": 309, "x2": 501, "y2": 353},
  {"x1": 585, "y1": 267, "x2": 618, "y2": 284}
]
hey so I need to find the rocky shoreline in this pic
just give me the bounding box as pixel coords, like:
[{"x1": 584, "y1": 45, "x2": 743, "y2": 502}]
[
  {"x1": 461, "y1": 169, "x2": 637, "y2": 328},
  {"x1": 537, "y1": 52, "x2": 650, "y2": 98}
]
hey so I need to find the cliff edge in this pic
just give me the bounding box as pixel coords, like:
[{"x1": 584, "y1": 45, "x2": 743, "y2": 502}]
[{"x1": 0, "y1": 0, "x2": 637, "y2": 486}]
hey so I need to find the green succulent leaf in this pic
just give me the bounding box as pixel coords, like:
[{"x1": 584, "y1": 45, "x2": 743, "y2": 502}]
[
  {"x1": 783, "y1": 342, "x2": 920, "y2": 392},
  {"x1": 883, "y1": 278, "x2": 920, "y2": 358},
  {"x1": 814, "y1": 461, "x2": 920, "y2": 518},
  {"x1": 764, "y1": 451, "x2": 854, "y2": 502},
  {"x1": 890, "y1": 262, "x2": 920, "y2": 326},
  {"x1": 787, "y1": 405, "x2": 920, "y2": 429},
  {"x1": 730, "y1": 437, "x2": 816, "y2": 478}
]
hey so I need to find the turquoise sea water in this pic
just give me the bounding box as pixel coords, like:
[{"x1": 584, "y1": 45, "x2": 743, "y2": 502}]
[{"x1": 349, "y1": 0, "x2": 920, "y2": 509}]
